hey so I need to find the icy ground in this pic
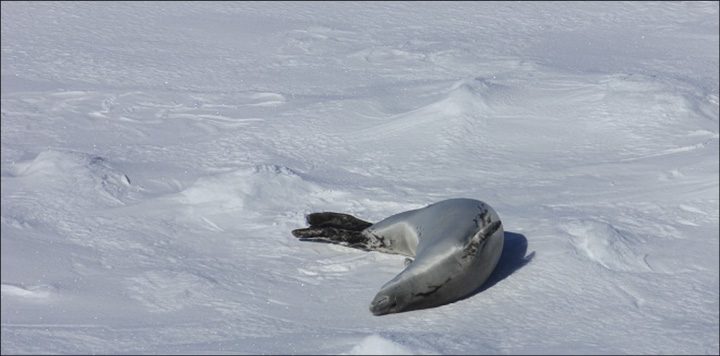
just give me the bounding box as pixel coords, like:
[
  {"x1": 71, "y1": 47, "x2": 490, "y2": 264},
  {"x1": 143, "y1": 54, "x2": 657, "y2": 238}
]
[{"x1": 1, "y1": 2, "x2": 718, "y2": 354}]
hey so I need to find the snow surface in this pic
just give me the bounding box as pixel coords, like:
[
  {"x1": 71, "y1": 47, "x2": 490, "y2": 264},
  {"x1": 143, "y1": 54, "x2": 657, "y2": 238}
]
[{"x1": 1, "y1": 1, "x2": 718, "y2": 354}]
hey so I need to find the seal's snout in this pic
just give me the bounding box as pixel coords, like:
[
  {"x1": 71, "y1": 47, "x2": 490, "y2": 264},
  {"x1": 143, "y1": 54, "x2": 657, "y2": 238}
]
[{"x1": 369, "y1": 295, "x2": 397, "y2": 316}]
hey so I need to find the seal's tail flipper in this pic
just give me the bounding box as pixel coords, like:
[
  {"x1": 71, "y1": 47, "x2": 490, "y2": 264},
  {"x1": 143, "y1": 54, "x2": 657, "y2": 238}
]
[
  {"x1": 292, "y1": 227, "x2": 375, "y2": 249},
  {"x1": 305, "y1": 212, "x2": 373, "y2": 231}
]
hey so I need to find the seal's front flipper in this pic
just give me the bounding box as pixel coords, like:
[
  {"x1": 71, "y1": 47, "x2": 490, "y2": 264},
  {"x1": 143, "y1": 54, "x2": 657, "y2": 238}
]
[
  {"x1": 477, "y1": 220, "x2": 502, "y2": 240},
  {"x1": 462, "y1": 221, "x2": 502, "y2": 262},
  {"x1": 306, "y1": 212, "x2": 373, "y2": 231}
]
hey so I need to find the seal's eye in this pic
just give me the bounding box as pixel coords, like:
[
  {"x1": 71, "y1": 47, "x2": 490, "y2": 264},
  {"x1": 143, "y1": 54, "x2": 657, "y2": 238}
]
[{"x1": 374, "y1": 296, "x2": 389, "y2": 306}]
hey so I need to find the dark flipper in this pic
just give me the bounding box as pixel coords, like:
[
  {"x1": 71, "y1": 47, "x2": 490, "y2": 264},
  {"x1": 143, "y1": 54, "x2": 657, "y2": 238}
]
[
  {"x1": 292, "y1": 227, "x2": 376, "y2": 250},
  {"x1": 305, "y1": 212, "x2": 373, "y2": 231},
  {"x1": 462, "y1": 221, "x2": 502, "y2": 262}
]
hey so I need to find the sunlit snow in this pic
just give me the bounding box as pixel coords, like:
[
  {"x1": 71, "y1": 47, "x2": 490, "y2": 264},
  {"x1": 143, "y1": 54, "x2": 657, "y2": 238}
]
[{"x1": 2, "y1": 2, "x2": 718, "y2": 354}]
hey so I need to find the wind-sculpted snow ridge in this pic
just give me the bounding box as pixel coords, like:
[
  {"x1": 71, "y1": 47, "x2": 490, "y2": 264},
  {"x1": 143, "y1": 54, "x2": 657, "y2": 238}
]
[
  {"x1": 561, "y1": 218, "x2": 653, "y2": 272},
  {"x1": 1, "y1": 150, "x2": 137, "y2": 234},
  {"x1": 344, "y1": 334, "x2": 417, "y2": 355},
  {"x1": 12, "y1": 150, "x2": 134, "y2": 204},
  {"x1": 178, "y1": 164, "x2": 318, "y2": 213},
  {"x1": 352, "y1": 77, "x2": 491, "y2": 143}
]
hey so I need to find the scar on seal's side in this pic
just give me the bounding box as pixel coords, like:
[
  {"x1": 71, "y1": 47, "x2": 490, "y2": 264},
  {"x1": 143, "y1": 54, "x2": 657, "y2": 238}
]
[{"x1": 292, "y1": 198, "x2": 504, "y2": 315}]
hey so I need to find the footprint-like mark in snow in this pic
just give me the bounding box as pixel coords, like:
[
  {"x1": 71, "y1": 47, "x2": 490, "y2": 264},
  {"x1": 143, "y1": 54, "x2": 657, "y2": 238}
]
[
  {"x1": 1, "y1": 283, "x2": 55, "y2": 300},
  {"x1": 242, "y1": 92, "x2": 286, "y2": 106},
  {"x1": 349, "y1": 45, "x2": 427, "y2": 64},
  {"x1": 123, "y1": 270, "x2": 218, "y2": 313},
  {"x1": 296, "y1": 254, "x2": 383, "y2": 283},
  {"x1": 678, "y1": 204, "x2": 710, "y2": 215},
  {"x1": 562, "y1": 219, "x2": 652, "y2": 272}
]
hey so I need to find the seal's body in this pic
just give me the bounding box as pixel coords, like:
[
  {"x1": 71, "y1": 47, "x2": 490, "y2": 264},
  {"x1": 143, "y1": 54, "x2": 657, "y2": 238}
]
[{"x1": 292, "y1": 198, "x2": 504, "y2": 315}]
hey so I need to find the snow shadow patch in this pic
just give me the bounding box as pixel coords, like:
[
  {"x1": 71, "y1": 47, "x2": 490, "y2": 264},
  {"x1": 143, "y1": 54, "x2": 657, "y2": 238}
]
[{"x1": 475, "y1": 231, "x2": 534, "y2": 294}]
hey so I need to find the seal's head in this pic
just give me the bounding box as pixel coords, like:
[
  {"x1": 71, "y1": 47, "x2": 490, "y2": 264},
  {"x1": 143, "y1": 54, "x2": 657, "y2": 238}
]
[
  {"x1": 369, "y1": 293, "x2": 399, "y2": 315},
  {"x1": 368, "y1": 272, "x2": 416, "y2": 315},
  {"x1": 368, "y1": 264, "x2": 443, "y2": 316},
  {"x1": 368, "y1": 220, "x2": 504, "y2": 316}
]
